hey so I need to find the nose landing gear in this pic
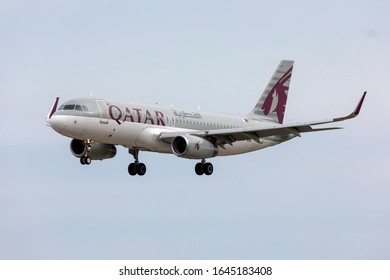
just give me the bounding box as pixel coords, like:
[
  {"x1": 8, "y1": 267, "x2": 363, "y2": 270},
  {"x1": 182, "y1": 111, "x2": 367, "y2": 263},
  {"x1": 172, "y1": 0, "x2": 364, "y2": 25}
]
[
  {"x1": 80, "y1": 155, "x2": 91, "y2": 165},
  {"x1": 80, "y1": 139, "x2": 92, "y2": 165}
]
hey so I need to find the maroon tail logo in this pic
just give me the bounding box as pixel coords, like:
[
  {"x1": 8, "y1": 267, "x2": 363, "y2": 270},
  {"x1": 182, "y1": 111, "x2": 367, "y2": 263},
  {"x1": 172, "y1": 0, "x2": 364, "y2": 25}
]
[{"x1": 262, "y1": 66, "x2": 293, "y2": 124}]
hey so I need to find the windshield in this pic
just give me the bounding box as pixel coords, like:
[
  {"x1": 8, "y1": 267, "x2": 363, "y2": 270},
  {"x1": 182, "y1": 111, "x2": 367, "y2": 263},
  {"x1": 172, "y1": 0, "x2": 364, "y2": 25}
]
[{"x1": 58, "y1": 104, "x2": 89, "y2": 112}]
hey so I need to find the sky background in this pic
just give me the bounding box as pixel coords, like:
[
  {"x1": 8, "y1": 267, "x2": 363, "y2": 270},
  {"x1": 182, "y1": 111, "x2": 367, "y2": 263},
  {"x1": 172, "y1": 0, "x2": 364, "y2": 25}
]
[{"x1": 1, "y1": 0, "x2": 389, "y2": 259}]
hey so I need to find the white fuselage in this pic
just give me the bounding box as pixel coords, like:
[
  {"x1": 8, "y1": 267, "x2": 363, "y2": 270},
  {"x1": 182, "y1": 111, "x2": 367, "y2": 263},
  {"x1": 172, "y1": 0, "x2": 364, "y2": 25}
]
[{"x1": 49, "y1": 98, "x2": 288, "y2": 157}]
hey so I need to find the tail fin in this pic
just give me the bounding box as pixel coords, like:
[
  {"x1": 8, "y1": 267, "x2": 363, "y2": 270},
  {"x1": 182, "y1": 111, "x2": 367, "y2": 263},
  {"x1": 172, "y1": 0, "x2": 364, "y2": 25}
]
[{"x1": 247, "y1": 60, "x2": 294, "y2": 124}]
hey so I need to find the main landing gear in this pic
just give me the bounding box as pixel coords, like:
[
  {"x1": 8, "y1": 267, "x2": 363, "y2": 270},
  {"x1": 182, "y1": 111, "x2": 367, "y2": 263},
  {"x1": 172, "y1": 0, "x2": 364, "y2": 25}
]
[
  {"x1": 80, "y1": 139, "x2": 92, "y2": 165},
  {"x1": 128, "y1": 149, "x2": 146, "y2": 176},
  {"x1": 195, "y1": 159, "x2": 214, "y2": 176}
]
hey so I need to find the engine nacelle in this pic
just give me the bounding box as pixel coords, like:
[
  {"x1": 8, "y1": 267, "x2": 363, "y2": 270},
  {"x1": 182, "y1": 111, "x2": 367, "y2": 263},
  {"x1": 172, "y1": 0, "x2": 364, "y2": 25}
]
[
  {"x1": 70, "y1": 139, "x2": 116, "y2": 160},
  {"x1": 171, "y1": 135, "x2": 218, "y2": 159}
]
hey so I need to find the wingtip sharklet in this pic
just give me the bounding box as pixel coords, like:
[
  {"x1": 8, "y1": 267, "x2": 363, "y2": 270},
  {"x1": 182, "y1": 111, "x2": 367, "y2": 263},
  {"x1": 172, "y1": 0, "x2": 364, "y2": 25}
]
[
  {"x1": 352, "y1": 91, "x2": 367, "y2": 116},
  {"x1": 333, "y1": 91, "x2": 367, "y2": 122}
]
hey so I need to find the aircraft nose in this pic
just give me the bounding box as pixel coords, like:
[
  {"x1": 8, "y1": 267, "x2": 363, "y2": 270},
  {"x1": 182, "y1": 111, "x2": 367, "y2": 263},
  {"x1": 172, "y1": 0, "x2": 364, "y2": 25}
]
[
  {"x1": 47, "y1": 115, "x2": 65, "y2": 132},
  {"x1": 46, "y1": 114, "x2": 56, "y2": 127}
]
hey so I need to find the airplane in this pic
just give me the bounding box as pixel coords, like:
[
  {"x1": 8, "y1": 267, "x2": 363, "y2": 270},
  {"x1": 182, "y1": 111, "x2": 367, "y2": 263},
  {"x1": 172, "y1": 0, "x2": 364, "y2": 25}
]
[{"x1": 46, "y1": 60, "x2": 366, "y2": 176}]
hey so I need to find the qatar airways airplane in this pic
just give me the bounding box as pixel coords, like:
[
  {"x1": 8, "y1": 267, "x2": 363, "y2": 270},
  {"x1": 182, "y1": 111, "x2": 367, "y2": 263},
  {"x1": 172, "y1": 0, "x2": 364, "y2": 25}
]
[{"x1": 47, "y1": 60, "x2": 366, "y2": 176}]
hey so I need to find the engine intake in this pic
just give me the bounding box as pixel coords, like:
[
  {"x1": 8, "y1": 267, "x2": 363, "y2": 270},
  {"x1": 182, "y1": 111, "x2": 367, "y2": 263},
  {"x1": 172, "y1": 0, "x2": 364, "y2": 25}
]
[
  {"x1": 171, "y1": 135, "x2": 218, "y2": 159},
  {"x1": 70, "y1": 139, "x2": 116, "y2": 160}
]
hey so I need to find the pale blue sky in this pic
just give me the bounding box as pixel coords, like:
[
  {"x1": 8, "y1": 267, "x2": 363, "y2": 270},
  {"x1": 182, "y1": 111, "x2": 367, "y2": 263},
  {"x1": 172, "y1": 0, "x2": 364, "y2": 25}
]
[{"x1": 1, "y1": 0, "x2": 389, "y2": 259}]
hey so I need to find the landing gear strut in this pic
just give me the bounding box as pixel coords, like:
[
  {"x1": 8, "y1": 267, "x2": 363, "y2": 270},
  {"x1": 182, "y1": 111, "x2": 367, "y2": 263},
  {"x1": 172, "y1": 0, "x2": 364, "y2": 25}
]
[
  {"x1": 195, "y1": 159, "x2": 213, "y2": 176},
  {"x1": 80, "y1": 139, "x2": 92, "y2": 165},
  {"x1": 128, "y1": 149, "x2": 147, "y2": 176}
]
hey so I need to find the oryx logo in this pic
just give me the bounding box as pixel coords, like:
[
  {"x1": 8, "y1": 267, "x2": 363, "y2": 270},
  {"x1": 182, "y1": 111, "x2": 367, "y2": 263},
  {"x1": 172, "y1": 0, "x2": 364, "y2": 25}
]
[
  {"x1": 194, "y1": 142, "x2": 200, "y2": 150},
  {"x1": 262, "y1": 66, "x2": 293, "y2": 124}
]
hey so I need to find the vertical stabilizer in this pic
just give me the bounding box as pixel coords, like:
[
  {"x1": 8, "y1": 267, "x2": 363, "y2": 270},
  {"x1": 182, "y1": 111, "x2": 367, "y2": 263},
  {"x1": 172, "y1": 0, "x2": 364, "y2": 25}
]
[{"x1": 248, "y1": 60, "x2": 294, "y2": 124}]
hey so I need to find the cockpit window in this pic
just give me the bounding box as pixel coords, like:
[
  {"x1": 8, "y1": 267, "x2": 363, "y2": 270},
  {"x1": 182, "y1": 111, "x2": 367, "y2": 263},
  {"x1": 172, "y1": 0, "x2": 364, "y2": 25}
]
[
  {"x1": 63, "y1": 104, "x2": 75, "y2": 110},
  {"x1": 58, "y1": 104, "x2": 89, "y2": 112}
]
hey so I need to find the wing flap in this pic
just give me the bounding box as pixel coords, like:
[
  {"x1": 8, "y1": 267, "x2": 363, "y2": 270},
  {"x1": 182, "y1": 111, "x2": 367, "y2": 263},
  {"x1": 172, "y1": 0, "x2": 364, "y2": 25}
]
[{"x1": 206, "y1": 124, "x2": 341, "y2": 139}]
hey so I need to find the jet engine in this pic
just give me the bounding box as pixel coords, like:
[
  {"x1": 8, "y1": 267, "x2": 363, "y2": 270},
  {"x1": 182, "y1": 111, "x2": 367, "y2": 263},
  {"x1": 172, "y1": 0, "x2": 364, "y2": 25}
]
[
  {"x1": 171, "y1": 135, "x2": 218, "y2": 159},
  {"x1": 70, "y1": 139, "x2": 117, "y2": 160}
]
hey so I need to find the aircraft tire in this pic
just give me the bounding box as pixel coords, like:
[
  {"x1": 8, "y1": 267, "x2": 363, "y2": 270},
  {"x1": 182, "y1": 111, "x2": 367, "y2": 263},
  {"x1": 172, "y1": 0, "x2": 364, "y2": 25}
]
[
  {"x1": 80, "y1": 157, "x2": 86, "y2": 165},
  {"x1": 195, "y1": 163, "x2": 204, "y2": 175},
  {"x1": 136, "y1": 163, "x2": 146, "y2": 176},
  {"x1": 128, "y1": 163, "x2": 137, "y2": 176},
  {"x1": 84, "y1": 156, "x2": 91, "y2": 165},
  {"x1": 204, "y1": 163, "x2": 213, "y2": 175}
]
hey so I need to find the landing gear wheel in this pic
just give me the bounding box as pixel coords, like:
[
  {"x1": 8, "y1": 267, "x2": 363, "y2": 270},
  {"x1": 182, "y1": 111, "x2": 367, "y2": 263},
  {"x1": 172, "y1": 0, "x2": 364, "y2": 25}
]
[
  {"x1": 195, "y1": 163, "x2": 204, "y2": 175},
  {"x1": 136, "y1": 163, "x2": 146, "y2": 176},
  {"x1": 127, "y1": 149, "x2": 147, "y2": 176},
  {"x1": 128, "y1": 163, "x2": 137, "y2": 176},
  {"x1": 204, "y1": 162, "x2": 213, "y2": 175},
  {"x1": 84, "y1": 156, "x2": 91, "y2": 165},
  {"x1": 80, "y1": 156, "x2": 91, "y2": 165},
  {"x1": 128, "y1": 162, "x2": 147, "y2": 176},
  {"x1": 195, "y1": 161, "x2": 213, "y2": 176}
]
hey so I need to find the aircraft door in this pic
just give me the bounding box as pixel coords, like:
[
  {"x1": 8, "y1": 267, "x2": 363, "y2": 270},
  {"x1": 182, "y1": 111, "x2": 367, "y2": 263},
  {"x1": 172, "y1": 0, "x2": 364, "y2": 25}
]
[
  {"x1": 96, "y1": 100, "x2": 109, "y2": 124},
  {"x1": 165, "y1": 115, "x2": 170, "y2": 126},
  {"x1": 165, "y1": 115, "x2": 175, "y2": 127},
  {"x1": 171, "y1": 115, "x2": 175, "y2": 127}
]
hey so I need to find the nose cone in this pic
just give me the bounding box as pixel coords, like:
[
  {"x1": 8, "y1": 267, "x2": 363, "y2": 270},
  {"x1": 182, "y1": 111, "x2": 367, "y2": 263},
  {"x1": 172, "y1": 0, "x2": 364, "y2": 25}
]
[{"x1": 47, "y1": 114, "x2": 66, "y2": 133}]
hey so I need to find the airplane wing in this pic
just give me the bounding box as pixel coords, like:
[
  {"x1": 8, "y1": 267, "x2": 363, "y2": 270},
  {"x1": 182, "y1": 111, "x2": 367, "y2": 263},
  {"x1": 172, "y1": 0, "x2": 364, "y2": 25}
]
[{"x1": 159, "y1": 92, "x2": 366, "y2": 146}]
